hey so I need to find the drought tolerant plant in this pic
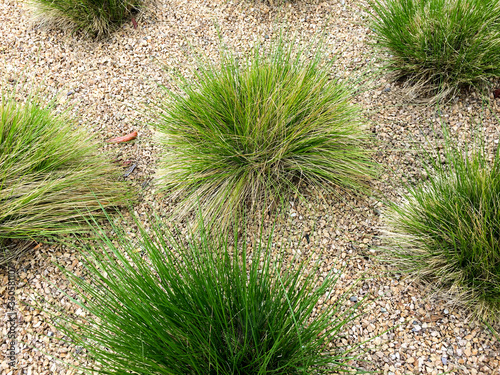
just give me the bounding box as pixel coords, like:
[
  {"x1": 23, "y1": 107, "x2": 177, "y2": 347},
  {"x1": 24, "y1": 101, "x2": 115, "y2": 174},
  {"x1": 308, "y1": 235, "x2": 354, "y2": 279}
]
[
  {"x1": 0, "y1": 93, "x2": 130, "y2": 265},
  {"x1": 29, "y1": 0, "x2": 142, "y2": 37},
  {"x1": 368, "y1": 0, "x2": 500, "y2": 101},
  {"x1": 383, "y1": 126, "x2": 500, "y2": 323},
  {"x1": 154, "y1": 36, "x2": 376, "y2": 229},
  {"x1": 48, "y1": 213, "x2": 371, "y2": 374}
]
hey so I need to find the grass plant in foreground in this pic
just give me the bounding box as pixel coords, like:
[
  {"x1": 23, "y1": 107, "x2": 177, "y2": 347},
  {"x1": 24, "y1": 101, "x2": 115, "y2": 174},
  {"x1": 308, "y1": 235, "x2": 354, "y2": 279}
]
[
  {"x1": 0, "y1": 93, "x2": 130, "y2": 265},
  {"x1": 383, "y1": 127, "x2": 500, "y2": 324},
  {"x1": 153, "y1": 36, "x2": 376, "y2": 229},
  {"x1": 48, "y1": 213, "x2": 372, "y2": 374},
  {"x1": 368, "y1": 0, "x2": 500, "y2": 101},
  {"x1": 29, "y1": 0, "x2": 142, "y2": 37}
]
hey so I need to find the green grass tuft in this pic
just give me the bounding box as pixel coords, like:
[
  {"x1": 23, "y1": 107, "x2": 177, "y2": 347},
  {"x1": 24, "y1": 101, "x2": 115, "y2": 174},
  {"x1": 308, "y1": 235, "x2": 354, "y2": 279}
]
[
  {"x1": 368, "y1": 0, "x2": 500, "y2": 101},
  {"x1": 383, "y1": 126, "x2": 500, "y2": 323},
  {"x1": 48, "y1": 213, "x2": 371, "y2": 374},
  {"x1": 29, "y1": 0, "x2": 143, "y2": 37},
  {"x1": 153, "y1": 37, "x2": 376, "y2": 229},
  {"x1": 0, "y1": 93, "x2": 131, "y2": 264}
]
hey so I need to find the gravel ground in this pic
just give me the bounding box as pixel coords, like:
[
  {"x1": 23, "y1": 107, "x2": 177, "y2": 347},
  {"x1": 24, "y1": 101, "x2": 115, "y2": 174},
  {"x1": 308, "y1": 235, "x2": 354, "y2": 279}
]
[{"x1": 1, "y1": 0, "x2": 500, "y2": 374}]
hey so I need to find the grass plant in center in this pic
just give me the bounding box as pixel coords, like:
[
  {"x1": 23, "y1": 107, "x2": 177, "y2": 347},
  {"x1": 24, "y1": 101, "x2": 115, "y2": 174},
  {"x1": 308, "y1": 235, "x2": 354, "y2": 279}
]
[
  {"x1": 0, "y1": 92, "x2": 130, "y2": 264},
  {"x1": 368, "y1": 0, "x2": 500, "y2": 101},
  {"x1": 154, "y1": 36, "x2": 375, "y2": 229},
  {"x1": 48, "y1": 214, "x2": 371, "y2": 374},
  {"x1": 383, "y1": 127, "x2": 500, "y2": 323}
]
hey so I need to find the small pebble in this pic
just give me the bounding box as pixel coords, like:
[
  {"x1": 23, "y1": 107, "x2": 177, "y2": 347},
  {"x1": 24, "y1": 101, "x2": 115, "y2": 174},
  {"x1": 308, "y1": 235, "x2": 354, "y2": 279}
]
[{"x1": 350, "y1": 296, "x2": 358, "y2": 302}]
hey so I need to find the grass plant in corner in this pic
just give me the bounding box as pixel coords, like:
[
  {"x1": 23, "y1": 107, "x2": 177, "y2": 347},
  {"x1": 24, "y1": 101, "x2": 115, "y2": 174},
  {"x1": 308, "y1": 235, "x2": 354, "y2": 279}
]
[
  {"x1": 368, "y1": 0, "x2": 500, "y2": 101},
  {"x1": 153, "y1": 36, "x2": 375, "y2": 229},
  {"x1": 0, "y1": 91, "x2": 130, "y2": 265},
  {"x1": 48, "y1": 213, "x2": 371, "y2": 374},
  {"x1": 29, "y1": 0, "x2": 142, "y2": 37},
  {"x1": 383, "y1": 126, "x2": 500, "y2": 324}
]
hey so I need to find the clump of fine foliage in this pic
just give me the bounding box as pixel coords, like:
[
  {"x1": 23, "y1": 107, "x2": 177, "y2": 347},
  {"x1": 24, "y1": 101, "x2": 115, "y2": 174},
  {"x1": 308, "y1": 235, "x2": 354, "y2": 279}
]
[
  {"x1": 368, "y1": 0, "x2": 500, "y2": 101},
  {"x1": 49, "y1": 214, "x2": 371, "y2": 374},
  {"x1": 384, "y1": 128, "x2": 500, "y2": 324},
  {"x1": 29, "y1": 0, "x2": 142, "y2": 37},
  {"x1": 154, "y1": 37, "x2": 375, "y2": 229},
  {"x1": 0, "y1": 94, "x2": 130, "y2": 264}
]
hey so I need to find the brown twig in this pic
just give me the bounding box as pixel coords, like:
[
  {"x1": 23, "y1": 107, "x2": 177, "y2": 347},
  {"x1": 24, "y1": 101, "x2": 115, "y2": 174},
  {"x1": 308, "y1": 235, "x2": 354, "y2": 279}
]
[{"x1": 106, "y1": 131, "x2": 138, "y2": 144}]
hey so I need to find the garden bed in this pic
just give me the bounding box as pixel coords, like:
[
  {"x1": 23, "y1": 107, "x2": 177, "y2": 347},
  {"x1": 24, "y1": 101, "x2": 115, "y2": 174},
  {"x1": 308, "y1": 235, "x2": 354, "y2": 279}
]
[{"x1": 0, "y1": 0, "x2": 499, "y2": 374}]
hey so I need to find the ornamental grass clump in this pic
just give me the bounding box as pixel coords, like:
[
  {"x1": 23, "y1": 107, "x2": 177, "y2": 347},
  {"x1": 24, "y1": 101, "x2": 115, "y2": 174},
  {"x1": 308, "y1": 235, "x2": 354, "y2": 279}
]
[
  {"x1": 154, "y1": 37, "x2": 375, "y2": 229},
  {"x1": 368, "y1": 0, "x2": 500, "y2": 101},
  {"x1": 29, "y1": 0, "x2": 142, "y2": 37},
  {"x1": 383, "y1": 128, "x2": 500, "y2": 323},
  {"x1": 0, "y1": 93, "x2": 130, "y2": 264},
  {"x1": 49, "y1": 214, "x2": 370, "y2": 374}
]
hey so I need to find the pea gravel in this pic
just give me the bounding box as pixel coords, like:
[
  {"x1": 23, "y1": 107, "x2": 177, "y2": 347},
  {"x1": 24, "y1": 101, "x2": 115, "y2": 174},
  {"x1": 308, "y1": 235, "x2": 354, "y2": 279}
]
[{"x1": 1, "y1": 0, "x2": 500, "y2": 374}]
